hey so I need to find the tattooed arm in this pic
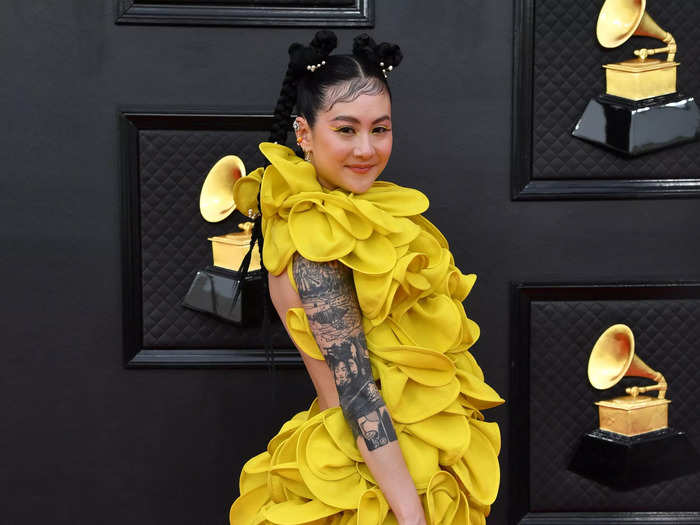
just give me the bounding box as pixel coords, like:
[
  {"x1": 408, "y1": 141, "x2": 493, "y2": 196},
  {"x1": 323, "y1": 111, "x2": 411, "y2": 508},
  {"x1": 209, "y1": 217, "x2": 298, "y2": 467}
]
[{"x1": 293, "y1": 254, "x2": 426, "y2": 525}]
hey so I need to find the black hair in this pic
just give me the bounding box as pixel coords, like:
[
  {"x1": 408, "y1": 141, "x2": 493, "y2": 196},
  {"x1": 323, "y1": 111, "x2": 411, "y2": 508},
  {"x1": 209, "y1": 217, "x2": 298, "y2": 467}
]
[
  {"x1": 296, "y1": 54, "x2": 389, "y2": 128},
  {"x1": 268, "y1": 31, "x2": 403, "y2": 146}
]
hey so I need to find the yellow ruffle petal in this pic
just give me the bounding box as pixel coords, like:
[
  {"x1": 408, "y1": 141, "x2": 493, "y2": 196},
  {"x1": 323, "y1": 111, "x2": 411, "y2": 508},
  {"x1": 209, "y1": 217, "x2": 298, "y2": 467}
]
[
  {"x1": 240, "y1": 451, "x2": 271, "y2": 494},
  {"x1": 361, "y1": 182, "x2": 429, "y2": 217},
  {"x1": 397, "y1": 431, "x2": 440, "y2": 490},
  {"x1": 229, "y1": 484, "x2": 270, "y2": 525},
  {"x1": 409, "y1": 214, "x2": 449, "y2": 248},
  {"x1": 456, "y1": 369, "x2": 505, "y2": 411},
  {"x1": 322, "y1": 410, "x2": 363, "y2": 462},
  {"x1": 406, "y1": 412, "x2": 471, "y2": 467},
  {"x1": 297, "y1": 421, "x2": 367, "y2": 509},
  {"x1": 339, "y1": 232, "x2": 397, "y2": 275},
  {"x1": 357, "y1": 487, "x2": 389, "y2": 525},
  {"x1": 354, "y1": 270, "x2": 394, "y2": 321},
  {"x1": 450, "y1": 420, "x2": 501, "y2": 506},
  {"x1": 396, "y1": 296, "x2": 463, "y2": 352},
  {"x1": 233, "y1": 167, "x2": 263, "y2": 217},
  {"x1": 290, "y1": 202, "x2": 356, "y2": 262},
  {"x1": 389, "y1": 375, "x2": 461, "y2": 424},
  {"x1": 264, "y1": 499, "x2": 341, "y2": 525},
  {"x1": 260, "y1": 142, "x2": 322, "y2": 193},
  {"x1": 369, "y1": 345, "x2": 455, "y2": 387},
  {"x1": 425, "y1": 471, "x2": 463, "y2": 525},
  {"x1": 263, "y1": 216, "x2": 296, "y2": 275},
  {"x1": 286, "y1": 307, "x2": 324, "y2": 360}
]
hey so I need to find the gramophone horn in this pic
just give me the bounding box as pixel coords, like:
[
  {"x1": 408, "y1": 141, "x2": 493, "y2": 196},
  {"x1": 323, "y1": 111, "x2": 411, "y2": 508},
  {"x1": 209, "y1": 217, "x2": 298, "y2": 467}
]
[
  {"x1": 597, "y1": 0, "x2": 670, "y2": 48},
  {"x1": 588, "y1": 324, "x2": 667, "y2": 398},
  {"x1": 588, "y1": 324, "x2": 636, "y2": 389},
  {"x1": 199, "y1": 155, "x2": 246, "y2": 223}
]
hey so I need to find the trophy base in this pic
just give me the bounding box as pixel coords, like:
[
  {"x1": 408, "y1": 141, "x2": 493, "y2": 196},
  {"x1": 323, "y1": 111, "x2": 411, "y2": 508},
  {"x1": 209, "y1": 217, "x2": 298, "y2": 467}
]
[
  {"x1": 569, "y1": 428, "x2": 700, "y2": 490},
  {"x1": 572, "y1": 93, "x2": 700, "y2": 156}
]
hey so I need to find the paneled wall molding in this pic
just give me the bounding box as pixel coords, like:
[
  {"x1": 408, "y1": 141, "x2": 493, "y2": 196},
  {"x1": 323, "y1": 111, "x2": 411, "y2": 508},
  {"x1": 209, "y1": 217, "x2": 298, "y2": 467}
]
[
  {"x1": 511, "y1": 0, "x2": 700, "y2": 200},
  {"x1": 510, "y1": 281, "x2": 700, "y2": 524},
  {"x1": 120, "y1": 108, "x2": 301, "y2": 368},
  {"x1": 517, "y1": 512, "x2": 700, "y2": 525},
  {"x1": 115, "y1": 0, "x2": 374, "y2": 27}
]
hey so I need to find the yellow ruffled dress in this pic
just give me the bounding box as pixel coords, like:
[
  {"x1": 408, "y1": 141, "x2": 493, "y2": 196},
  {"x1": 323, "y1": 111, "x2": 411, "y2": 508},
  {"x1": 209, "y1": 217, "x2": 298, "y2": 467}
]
[{"x1": 229, "y1": 143, "x2": 504, "y2": 525}]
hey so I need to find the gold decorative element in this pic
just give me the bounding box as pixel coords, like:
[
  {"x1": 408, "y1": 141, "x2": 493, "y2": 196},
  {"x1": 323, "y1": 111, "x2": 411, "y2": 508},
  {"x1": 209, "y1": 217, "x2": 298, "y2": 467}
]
[
  {"x1": 587, "y1": 324, "x2": 670, "y2": 436},
  {"x1": 603, "y1": 59, "x2": 677, "y2": 100},
  {"x1": 596, "y1": 396, "x2": 670, "y2": 436},
  {"x1": 208, "y1": 222, "x2": 261, "y2": 272},
  {"x1": 596, "y1": 0, "x2": 679, "y2": 100},
  {"x1": 199, "y1": 155, "x2": 246, "y2": 223}
]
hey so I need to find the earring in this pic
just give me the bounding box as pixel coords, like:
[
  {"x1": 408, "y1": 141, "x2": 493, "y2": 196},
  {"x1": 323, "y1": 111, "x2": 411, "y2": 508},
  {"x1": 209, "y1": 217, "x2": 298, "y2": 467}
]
[
  {"x1": 292, "y1": 121, "x2": 300, "y2": 132},
  {"x1": 304, "y1": 150, "x2": 311, "y2": 162}
]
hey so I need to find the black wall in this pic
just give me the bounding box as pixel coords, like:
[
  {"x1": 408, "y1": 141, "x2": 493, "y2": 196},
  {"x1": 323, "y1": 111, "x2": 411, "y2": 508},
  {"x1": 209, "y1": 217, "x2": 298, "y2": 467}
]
[{"x1": 3, "y1": 2, "x2": 699, "y2": 525}]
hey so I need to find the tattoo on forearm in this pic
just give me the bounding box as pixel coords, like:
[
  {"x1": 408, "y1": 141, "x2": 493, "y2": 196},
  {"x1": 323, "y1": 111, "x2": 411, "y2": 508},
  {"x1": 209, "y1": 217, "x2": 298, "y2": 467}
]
[{"x1": 293, "y1": 254, "x2": 397, "y2": 451}]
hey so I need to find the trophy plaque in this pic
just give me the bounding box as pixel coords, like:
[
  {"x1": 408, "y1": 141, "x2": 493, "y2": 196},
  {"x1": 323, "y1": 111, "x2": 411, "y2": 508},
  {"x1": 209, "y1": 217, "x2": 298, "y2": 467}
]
[
  {"x1": 572, "y1": 0, "x2": 700, "y2": 155},
  {"x1": 569, "y1": 324, "x2": 700, "y2": 490}
]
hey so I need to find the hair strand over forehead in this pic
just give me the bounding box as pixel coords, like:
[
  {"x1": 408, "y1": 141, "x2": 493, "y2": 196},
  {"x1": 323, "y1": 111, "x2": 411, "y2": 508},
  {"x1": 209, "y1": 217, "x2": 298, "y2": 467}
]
[
  {"x1": 321, "y1": 75, "x2": 387, "y2": 113},
  {"x1": 296, "y1": 54, "x2": 392, "y2": 128}
]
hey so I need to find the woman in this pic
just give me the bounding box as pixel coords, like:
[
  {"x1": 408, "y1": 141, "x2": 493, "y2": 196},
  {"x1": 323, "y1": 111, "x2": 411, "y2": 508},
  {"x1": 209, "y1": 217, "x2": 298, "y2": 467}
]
[{"x1": 229, "y1": 31, "x2": 504, "y2": 525}]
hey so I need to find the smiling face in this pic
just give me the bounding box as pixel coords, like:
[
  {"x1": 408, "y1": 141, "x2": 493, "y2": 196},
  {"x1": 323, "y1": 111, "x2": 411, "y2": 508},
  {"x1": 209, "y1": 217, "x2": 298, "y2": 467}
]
[{"x1": 296, "y1": 90, "x2": 392, "y2": 194}]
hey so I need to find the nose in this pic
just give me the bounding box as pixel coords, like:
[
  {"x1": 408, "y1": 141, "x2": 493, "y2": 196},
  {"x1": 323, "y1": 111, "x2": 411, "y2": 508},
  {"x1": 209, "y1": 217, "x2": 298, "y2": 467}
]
[{"x1": 353, "y1": 133, "x2": 374, "y2": 159}]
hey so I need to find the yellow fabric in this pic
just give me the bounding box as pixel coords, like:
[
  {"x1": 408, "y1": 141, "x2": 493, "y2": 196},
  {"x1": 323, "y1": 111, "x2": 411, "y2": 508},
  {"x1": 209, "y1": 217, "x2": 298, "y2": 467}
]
[{"x1": 230, "y1": 143, "x2": 504, "y2": 524}]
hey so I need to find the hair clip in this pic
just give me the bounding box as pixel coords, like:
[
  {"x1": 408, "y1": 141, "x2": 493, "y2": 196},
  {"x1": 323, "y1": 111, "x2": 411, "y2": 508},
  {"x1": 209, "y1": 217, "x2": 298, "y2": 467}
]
[{"x1": 306, "y1": 60, "x2": 326, "y2": 73}]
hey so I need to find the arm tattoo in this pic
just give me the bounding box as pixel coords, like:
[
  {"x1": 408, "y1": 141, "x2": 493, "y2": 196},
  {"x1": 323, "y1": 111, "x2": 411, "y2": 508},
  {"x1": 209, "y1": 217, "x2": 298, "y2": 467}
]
[{"x1": 293, "y1": 253, "x2": 397, "y2": 451}]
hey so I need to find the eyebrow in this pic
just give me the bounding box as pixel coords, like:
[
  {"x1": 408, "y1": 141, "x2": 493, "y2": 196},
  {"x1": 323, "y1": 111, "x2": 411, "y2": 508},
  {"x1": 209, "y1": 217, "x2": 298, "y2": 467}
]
[{"x1": 330, "y1": 115, "x2": 391, "y2": 125}]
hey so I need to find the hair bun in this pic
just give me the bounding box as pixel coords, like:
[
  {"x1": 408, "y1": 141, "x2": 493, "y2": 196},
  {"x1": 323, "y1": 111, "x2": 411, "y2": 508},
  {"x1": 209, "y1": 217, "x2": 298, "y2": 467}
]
[
  {"x1": 375, "y1": 42, "x2": 403, "y2": 68},
  {"x1": 352, "y1": 33, "x2": 403, "y2": 72},
  {"x1": 352, "y1": 33, "x2": 378, "y2": 63},
  {"x1": 288, "y1": 31, "x2": 338, "y2": 76},
  {"x1": 310, "y1": 30, "x2": 338, "y2": 56}
]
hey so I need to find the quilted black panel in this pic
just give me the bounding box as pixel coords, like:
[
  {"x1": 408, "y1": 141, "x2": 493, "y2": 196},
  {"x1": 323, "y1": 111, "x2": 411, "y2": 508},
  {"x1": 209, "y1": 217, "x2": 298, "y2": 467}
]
[
  {"x1": 529, "y1": 299, "x2": 700, "y2": 511},
  {"x1": 138, "y1": 128, "x2": 291, "y2": 348},
  {"x1": 532, "y1": 0, "x2": 700, "y2": 179}
]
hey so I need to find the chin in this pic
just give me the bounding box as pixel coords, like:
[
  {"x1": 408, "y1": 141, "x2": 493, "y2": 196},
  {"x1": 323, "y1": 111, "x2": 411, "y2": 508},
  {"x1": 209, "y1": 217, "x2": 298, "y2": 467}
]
[
  {"x1": 343, "y1": 169, "x2": 383, "y2": 194},
  {"x1": 344, "y1": 179, "x2": 376, "y2": 194}
]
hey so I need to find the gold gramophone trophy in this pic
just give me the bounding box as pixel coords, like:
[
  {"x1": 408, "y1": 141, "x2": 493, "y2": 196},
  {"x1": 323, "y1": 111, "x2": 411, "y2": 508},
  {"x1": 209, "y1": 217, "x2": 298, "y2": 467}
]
[
  {"x1": 572, "y1": 0, "x2": 700, "y2": 155},
  {"x1": 569, "y1": 324, "x2": 700, "y2": 489},
  {"x1": 199, "y1": 155, "x2": 261, "y2": 274},
  {"x1": 588, "y1": 324, "x2": 669, "y2": 436},
  {"x1": 181, "y1": 155, "x2": 262, "y2": 325}
]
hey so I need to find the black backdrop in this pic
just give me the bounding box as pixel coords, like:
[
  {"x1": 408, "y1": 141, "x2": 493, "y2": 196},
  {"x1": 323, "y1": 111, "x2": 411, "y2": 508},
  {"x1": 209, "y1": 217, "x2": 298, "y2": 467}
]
[{"x1": 2, "y1": 1, "x2": 700, "y2": 525}]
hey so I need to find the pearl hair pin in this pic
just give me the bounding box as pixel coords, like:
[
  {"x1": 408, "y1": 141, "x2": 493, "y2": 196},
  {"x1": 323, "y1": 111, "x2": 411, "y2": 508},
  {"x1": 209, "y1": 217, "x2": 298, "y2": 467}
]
[
  {"x1": 379, "y1": 61, "x2": 393, "y2": 79},
  {"x1": 306, "y1": 60, "x2": 326, "y2": 72}
]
